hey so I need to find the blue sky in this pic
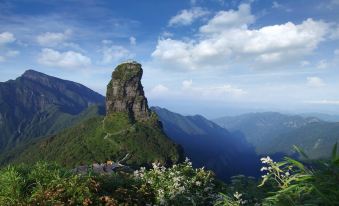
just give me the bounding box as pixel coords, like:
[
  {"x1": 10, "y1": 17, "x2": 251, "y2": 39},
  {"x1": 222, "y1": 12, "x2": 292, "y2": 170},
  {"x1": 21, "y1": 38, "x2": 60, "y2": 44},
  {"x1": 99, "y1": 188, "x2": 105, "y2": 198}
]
[{"x1": 1, "y1": 0, "x2": 339, "y2": 118}]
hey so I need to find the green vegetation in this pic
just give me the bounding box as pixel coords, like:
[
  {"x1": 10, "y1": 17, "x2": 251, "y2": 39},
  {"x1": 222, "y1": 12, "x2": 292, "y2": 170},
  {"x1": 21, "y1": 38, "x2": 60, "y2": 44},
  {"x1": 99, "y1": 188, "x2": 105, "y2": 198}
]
[
  {"x1": 5, "y1": 111, "x2": 181, "y2": 167},
  {"x1": 0, "y1": 160, "x2": 231, "y2": 206},
  {"x1": 1, "y1": 145, "x2": 338, "y2": 205},
  {"x1": 0, "y1": 69, "x2": 104, "y2": 158},
  {"x1": 258, "y1": 144, "x2": 339, "y2": 205},
  {"x1": 112, "y1": 62, "x2": 142, "y2": 82}
]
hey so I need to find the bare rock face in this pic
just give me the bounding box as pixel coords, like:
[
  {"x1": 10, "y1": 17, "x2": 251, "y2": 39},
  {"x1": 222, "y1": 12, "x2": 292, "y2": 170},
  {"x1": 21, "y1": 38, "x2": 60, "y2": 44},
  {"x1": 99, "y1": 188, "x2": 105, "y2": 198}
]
[{"x1": 106, "y1": 62, "x2": 151, "y2": 121}]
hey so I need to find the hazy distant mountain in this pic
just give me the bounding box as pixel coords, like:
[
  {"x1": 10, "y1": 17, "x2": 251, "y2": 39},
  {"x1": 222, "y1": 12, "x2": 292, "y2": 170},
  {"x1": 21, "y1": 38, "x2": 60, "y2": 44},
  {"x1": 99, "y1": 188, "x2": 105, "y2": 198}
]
[
  {"x1": 300, "y1": 113, "x2": 339, "y2": 122},
  {"x1": 0, "y1": 70, "x2": 105, "y2": 152},
  {"x1": 213, "y1": 112, "x2": 338, "y2": 158},
  {"x1": 152, "y1": 106, "x2": 260, "y2": 180},
  {"x1": 265, "y1": 122, "x2": 339, "y2": 159}
]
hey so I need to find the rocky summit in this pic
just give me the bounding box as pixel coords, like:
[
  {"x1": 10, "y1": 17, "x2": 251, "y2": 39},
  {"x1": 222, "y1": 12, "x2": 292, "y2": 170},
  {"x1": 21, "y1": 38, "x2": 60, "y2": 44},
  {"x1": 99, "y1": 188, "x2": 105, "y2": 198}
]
[{"x1": 106, "y1": 61, "x2": 151, "y2": 121}]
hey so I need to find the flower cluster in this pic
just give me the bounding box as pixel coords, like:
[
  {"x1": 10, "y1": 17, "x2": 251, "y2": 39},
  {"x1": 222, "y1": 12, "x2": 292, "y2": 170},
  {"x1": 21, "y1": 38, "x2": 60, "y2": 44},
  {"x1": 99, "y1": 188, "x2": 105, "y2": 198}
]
[
  {"x1": 134, "y1": 158, "x2": 218, "y2": 205},
  {"x1": 259, "y1": 156, "x2": 292, "y2": 188}
]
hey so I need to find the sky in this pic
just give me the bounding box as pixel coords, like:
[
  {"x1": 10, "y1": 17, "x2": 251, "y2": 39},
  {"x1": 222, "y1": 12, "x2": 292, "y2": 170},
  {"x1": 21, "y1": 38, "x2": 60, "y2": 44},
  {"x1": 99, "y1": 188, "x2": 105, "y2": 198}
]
[{"x1": 0, "y1": 0, "x2": 339, "y2": 118}]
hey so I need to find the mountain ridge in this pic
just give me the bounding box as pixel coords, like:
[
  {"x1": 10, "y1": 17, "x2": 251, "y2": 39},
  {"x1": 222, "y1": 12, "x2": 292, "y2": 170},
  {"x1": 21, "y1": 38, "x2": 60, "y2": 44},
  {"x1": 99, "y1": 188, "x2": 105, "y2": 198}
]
[
  {"x1": 0, "y1": 69, "x2": 105, "y2": 153},
  {"x1": 152, "y1": 106, "x2": 260, "y2": 180},
  {"x1": 213, "y1": 112, "x2": 338, "y2": 158}
]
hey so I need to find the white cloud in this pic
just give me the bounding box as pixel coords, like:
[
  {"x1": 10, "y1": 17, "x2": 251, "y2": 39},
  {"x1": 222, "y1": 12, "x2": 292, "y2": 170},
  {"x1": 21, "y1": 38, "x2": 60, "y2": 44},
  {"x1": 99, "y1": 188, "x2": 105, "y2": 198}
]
[
  {"x1": 272, "y1": 1, "x2": 292, "y2": 12},
  {"x1": 161, "y1": 31, "x2": 174, "y2": 38},
  {"x1": 190, "y1": 0, "x2": 197, "y2": 5},
  {"x1": 150, "y1": 84, "x2": 169, "y2": 96},
  {"x1": 6, "y1": 50, "x2": 19, "y2": 57},
  {"x1": 200, "y1": 4, "x2": 254, "y2": 32},
  {"x1": 330, "y1": 0, "x2": 339, "y2": 5},
  {"x1": 38, "y1": 48, "x2": 91, "y2": 68},
  {"x1": 181, "y1": 79, "x2": 246, "y2": 97},
  {"x1": 307, "y1": 76, "x2": 325, "y2": 87},
  {"x1": 0, "y1": 50, "x2": 20, "y2": 62},
  {"x1": 169, "y1": 7, "x2": 209, "y2": 26},
  {"x1": 0, "y1": 32, "x2": 15, "y2": 45},
  {"x1": 300, "y1": 60, "x2": 310, "y2": 67},
  {"x1": 317, "y1": 59, "x2": 328, "y2": 69},
  {"x1": 129, "y1": 36, "x2": 136, "y2": 45},
  {"x1": 152, "y1": 3, "x2": 331, "y2": 70},
  {"x1": 182, "y1": 79, "x2": 193, "y2": 89},
  {"x1": 37, "y1": 30, "x2": 71, "y2": 47},
  {"x1": 305, "y1": 100, "x2": 339, "y2": 105},
  {"x1": 272, "y1": 1, "x2": 281, "y2": 9},
  {"x1": 101, "y1": 43, "x2": 132, "y2": 64}
]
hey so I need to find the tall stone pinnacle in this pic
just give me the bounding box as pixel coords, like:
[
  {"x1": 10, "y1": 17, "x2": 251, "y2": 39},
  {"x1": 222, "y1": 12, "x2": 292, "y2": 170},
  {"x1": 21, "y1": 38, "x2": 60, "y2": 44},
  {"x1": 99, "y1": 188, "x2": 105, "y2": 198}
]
[{"x1": 106, "y1": 61, "x2": 151, "y2": 121}]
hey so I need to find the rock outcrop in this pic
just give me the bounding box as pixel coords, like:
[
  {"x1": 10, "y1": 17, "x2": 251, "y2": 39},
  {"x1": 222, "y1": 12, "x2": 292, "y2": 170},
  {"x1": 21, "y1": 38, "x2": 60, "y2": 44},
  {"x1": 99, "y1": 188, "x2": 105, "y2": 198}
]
[{"x1": 106, "y1": 61, "x2": 151, "y2": 121}]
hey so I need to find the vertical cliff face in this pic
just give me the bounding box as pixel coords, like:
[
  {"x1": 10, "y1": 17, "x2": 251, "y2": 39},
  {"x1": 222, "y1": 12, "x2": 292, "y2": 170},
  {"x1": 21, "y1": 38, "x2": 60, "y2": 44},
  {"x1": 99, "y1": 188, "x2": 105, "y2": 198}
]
[{"x1": 106, "y1": 62, "x2": 151, "y2": 121}]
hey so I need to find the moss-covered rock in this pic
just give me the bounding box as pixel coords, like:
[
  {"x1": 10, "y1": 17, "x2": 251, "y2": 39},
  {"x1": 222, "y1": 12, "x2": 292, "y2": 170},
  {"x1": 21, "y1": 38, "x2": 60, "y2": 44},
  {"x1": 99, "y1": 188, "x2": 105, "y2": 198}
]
[{"x1": 106, "y1": 62, "x2": 150, "y2": 122}]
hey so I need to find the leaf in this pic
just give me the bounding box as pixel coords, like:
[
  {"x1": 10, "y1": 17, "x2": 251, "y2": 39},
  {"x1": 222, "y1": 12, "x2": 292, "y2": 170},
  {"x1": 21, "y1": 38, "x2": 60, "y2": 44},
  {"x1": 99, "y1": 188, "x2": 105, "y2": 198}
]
[
  {"x1": 258, "y1": 176, "x2": 269, "y2": 187},
  {"x1": 331, "y1": 142, "x2": 338, "y2": 162},
  {"x1": 284, "y1": 157, "x2": 306, "y2": 172},
  {"x1": 293, "y1": 145, "x2": 309, "y2": 159}
]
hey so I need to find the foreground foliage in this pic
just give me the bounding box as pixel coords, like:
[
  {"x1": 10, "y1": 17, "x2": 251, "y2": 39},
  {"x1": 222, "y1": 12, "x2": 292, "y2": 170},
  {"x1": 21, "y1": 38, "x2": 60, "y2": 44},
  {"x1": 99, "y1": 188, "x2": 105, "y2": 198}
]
[
  {"x1": 258, "y1": 144, "x2": 339, "y2": 205},
  {"x1": 0, "y1": 160, "x2": 236, "y2": 206},
  {"x1": 0, "y1": 144, "x2": 338, "y2": 205}
]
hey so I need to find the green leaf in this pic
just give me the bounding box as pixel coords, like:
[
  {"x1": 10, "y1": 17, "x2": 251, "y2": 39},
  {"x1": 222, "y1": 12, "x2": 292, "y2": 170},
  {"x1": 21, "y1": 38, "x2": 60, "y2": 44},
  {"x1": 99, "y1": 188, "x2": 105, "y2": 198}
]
[
  {"x1": 331, "y1": 142, "x2": 338, "y2": 162},
  {"x1": 284, "y1": 157, "x2": 306, "y2": 172},
  {"x1": 292, "y1": 145, "x2": 309, "y2": 159}
]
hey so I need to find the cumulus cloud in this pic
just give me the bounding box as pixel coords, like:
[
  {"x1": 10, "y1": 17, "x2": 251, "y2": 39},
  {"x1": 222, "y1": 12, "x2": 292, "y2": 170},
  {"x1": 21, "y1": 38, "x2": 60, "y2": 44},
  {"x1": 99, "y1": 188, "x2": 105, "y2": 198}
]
[
  {"x1": 0, "y1": 50, "x2": 20, "y2": 62},
  {"x1": 129, "y1": 36, "x2": 136, "y2": 45},
  {"x1": 0, "y1": 32, "x2": 15, "y2": 45},
  {"x1": 272, "y1": 1, "x2": 292, "y2": 12},
  {"x1": 181, "y1": 79, "x2": 246, "y2": 97},
  {"x1": 300, "y1": 60, "x2": 310, "y2": 67},
  {"x1": 0, "y1": 32, "x2": 20, "y2": 62},
  {"x1": 169, "y1": 7, "x2": 209, "y2": 26},
  {"x1": 38, "y1": 48, "x2": 91, "y2": 68},
  {"x1": 37, "y1": 30, "x2": 71, "y2": 47},
  {"x1": 200, "y1": 4, "x2": 254, "y2": 32},
  {"x1": 152, "y1": 3, "x2": 331, "y2": 70},
  {"x1": 6, "y1": 50, "x2": 20, "y2": 57},
  {"x1": 307, "y1": 76, "x2": 326, "y2": 87},
  {"x1": 305, "y1": 100, "x2": 339, "y2": 105},
  {"x1": 101, "y1": 42, "x2": 133, "y2": 64},
  {"x1": 317, "y1": 59, "x2": 328, "y2": 69},
  {"x1": 151, "y1": 84, "x2": 169, "y2": 94}
]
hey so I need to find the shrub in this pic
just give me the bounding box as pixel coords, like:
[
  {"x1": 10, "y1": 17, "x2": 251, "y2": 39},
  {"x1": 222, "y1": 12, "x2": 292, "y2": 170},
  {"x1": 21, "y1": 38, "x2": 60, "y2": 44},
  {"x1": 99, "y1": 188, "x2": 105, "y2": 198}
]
[
  {"x1": 134, "y1": 158, "x2": 223, "y2": 205},
  {"x1": 0, "y1": 166, "x2": 25, "y2": 206},
  {"x1": 259, "y1": 144, "x2": 339, "y2": 205}
]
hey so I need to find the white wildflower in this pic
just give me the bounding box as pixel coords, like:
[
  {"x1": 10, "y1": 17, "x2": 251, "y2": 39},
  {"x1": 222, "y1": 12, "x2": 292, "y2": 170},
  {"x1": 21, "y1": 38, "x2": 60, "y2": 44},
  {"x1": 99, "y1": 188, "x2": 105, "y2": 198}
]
[
  {"x1": 260, "y1": 156, "x2": 273, "y2": 164},
  {"x1": 233, "y1": 191, "x2": 242, "y2": 200}
]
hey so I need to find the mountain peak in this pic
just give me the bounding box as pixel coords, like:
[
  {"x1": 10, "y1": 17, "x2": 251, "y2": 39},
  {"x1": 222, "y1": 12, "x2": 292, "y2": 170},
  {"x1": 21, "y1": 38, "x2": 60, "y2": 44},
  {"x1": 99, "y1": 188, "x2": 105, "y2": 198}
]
[
  {"x1": 106, "y1": 62, "x2": 151, "y2": 121},
  {"x1": 21, "y1": 69, "x2": 55, "y2": 83},
  {"x1": 22, "y1": 69, "x2": 47, "y2": 78}
]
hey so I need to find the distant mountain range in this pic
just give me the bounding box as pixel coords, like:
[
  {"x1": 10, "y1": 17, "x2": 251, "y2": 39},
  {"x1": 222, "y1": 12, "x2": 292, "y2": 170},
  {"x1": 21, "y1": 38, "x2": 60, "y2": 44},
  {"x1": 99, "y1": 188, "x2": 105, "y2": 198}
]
[
  {"x1": 213, "y1": 112, "x2": 339, "y2": 159},
  {"x1": 0, "y1": 70, "x2": 105, "y2": 155},
  {"x1": 153, "y1": 107, "x2": 260, "y2": 180},
  {"x1": 299, "y1": 113, "x2": 339, "y2": 122}
]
